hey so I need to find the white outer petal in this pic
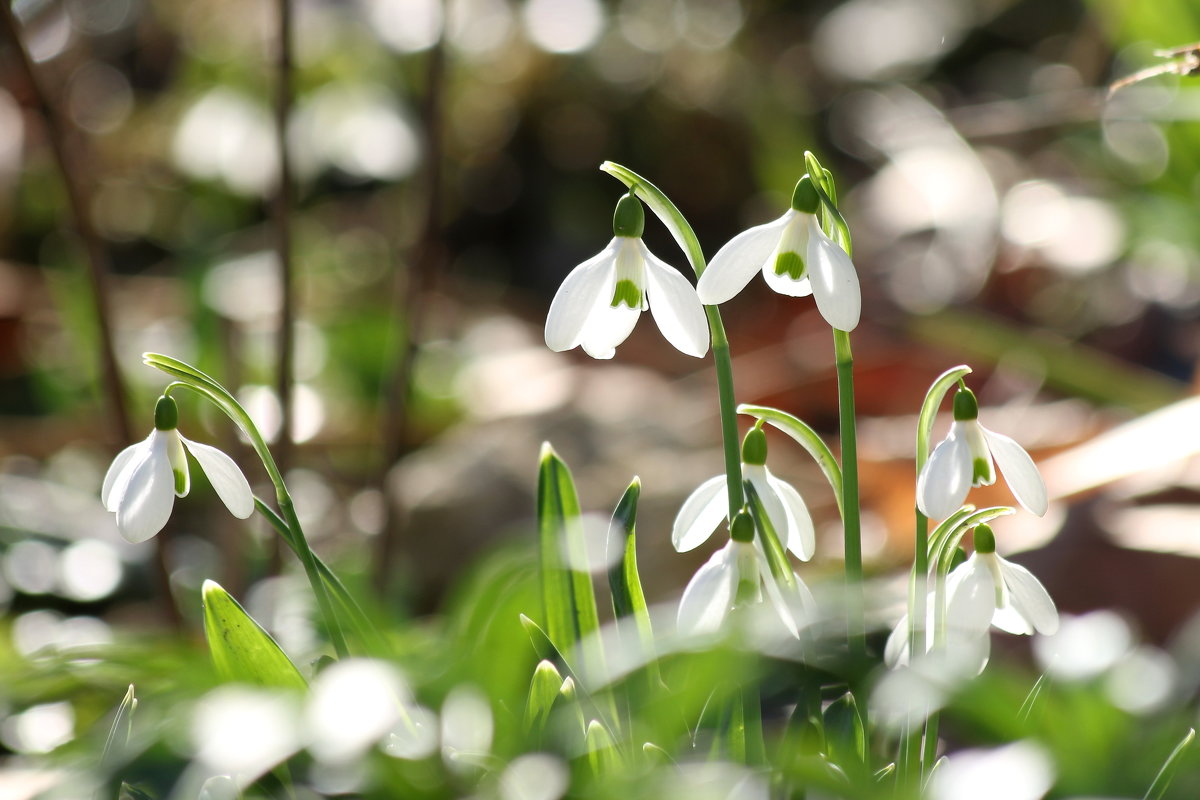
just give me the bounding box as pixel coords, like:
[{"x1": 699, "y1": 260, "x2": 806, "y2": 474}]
[
  {"x1": 677, "y1": 543, "x2": 736, "y2": 636},
  {"x1": 696, "y1": 213, "x2": 791, "y2": 305},
  {"x1": 884, "y1": 612, "x2": 911, "y2": 668},
  {"x1": 944, "y1": 555, "x2": 996, "y2": 640},
  {"x1": 756, "y1": 555, "x2": 801, "y2": 638},
  {"x1": 544, "y1": 241, "x2": 618, "y2": 352},
  {"x1": 578, "y1": 303, "x2": 640, "y2": 359},
  {"x1": 672, "y1": 474, "x2": 727, "y2": 552},
  {"x1": 642, "y1": 244, "x2": 710, "y2": 357},
  {"x1": 115, "y1": 430, "x2": 177, "y2": 543},
  {"x1": 182, "y1": 436, "x2": 255, "y2": 519},
  {"x1": 805, "y1": 217, "x2": 861, "y2": 332},
  {"x1": 983, "y1": 427, "x2": 1048, "y2": 516},
  {"x1": 997, "y1": 557, "x2": 1059, "y2": 635},
  {"x1": 917, "y1": 426, "x2": 972, "y2": 519},
  {"x1": 766, "y1": 469, "x2": 815, "y2": 561},
  {"x1": 102, "y1": 435, "x2": 151, "y2": 511},
  {"x1": 745, "y1": 464, "x2": 788, "y2": 549}
]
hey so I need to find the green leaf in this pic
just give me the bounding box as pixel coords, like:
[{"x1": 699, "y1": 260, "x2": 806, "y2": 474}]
[
  {"x1": 536, "y1": 444, "x2": 602, "y2": 666},
  {"x1": 202, "y1": 580, "x2": 307, "y2": 691},
  {"x1": 524, "y1": 659, "x2": 563, "y2": 734},
  {"x1": 606, "y1": 478, "x2": 656, "y2": 662},
  {"x1": 1144, "y1": 727, "x2": 1195, "y2": 800},
  {"x1": 100, "y1": 684, "x2": 137, "y2": 770},
  {"x1": 585, "y1": 719, "x2": 619, "y2": 774},
  {"x1": 823, "y1": 692, "x2": 866, "y2": 767},
  {"x1": 119, "y1": 784, "x2": 157, "y2": 800},
  {"x1": 743, "y1": 481, "x2": 796, "y2": 590},
  {"x1": 737, "y1": 404, "x2": 843, "y2": 511}
]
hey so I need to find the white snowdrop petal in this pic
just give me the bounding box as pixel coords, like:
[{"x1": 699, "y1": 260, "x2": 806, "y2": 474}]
[
  {"x1": 991, "y1": 603, "x2": 1034, "y2": 636},
  {"x1": 983, "y1": 427, "x2": 1048, "y2": 516},
  {"x1": 183, "y1": 437, "x2": 255, "y2": 519},
  {"x1": 677, "y1": 544, "x2": 735, "y2": 636},
  {"x1": 761, "y1": 266, "x2": 813, "y2": 298},
  {"x1": 643, "y1": 246, "x2": 709, "y2": 357},
  {"x1": 672, "y1": 475, "x2": 728, "y2": 552},
  {"x1": 578, "y1": 302, "x2": 640, "y2": 359},
  {"x1": 998, "y1": 558, "x2": 1059, "y2": 635},
  {"x1": 945, "y1": 556, "x2": 996, "y2": 639},
  {"x1": 115, "y1": 433, "x2": 176, "y2": 543},
  {"x1": 544, "y1": 241, "x2": 618, "y2": 352},
  {"x1": 756, "y1": 557, "x2": 800, "y2": 639},
  {"x1": 766, "y1": 470, "x2": 815, "y2": 561},
  {"x1": 884, "y1": 613, "x2": 912, "y2": 668},
  {"x1": 697, "y1": 214, "x2": 791, "y2": 305},
  {"x1": 102, "y1": 437, "x2": 149, "y2": 510},
  {"x1": 917, "y1": 429, "x2": 972, "y2": 519},
  {"x1": 806, "y1": 219, "x2": 861, "y2": 332},
  {"x1": 746, "y1": 465, "x2": 788, "y2": 548}
]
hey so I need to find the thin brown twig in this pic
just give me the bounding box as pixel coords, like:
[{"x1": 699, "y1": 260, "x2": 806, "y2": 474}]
[
  {"x1": 373, "y1": 31, "x2": 449, "y2": 593},
  {"x1": 0, "y1": 3, "x2": 181, "y2": 628}
]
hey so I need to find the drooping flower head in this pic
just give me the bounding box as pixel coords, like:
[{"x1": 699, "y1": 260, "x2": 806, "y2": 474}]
[
  {"x1": 677, "y1": 510, "x2": 813, "y2": 639},
  {"x1": 545, "y1": 191, "x2": 709, "y2": 359},
  {"x1": 102, "y1": 395, "x2": 254, "y2": 543},
  {"x1": 696, "y1": 175, "x2": 861, "y2": 331},
  {"x1": 917, "y1": 387, "x2": 1048, "y2": 520},
  {"x1": 885, "y1": 525, "x2": 1059, "y2": 669},
  {"x1": 672, "y1": 425, "x2": 815, "y2": 562}
]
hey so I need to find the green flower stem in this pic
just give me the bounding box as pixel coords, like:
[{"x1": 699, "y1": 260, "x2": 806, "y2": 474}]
[
  {"x1": 253, "y1": 497, "x2": 384, "y2": 655},
  {"x1": 600, "y1": 162, "x2": 743, "y2": 518},
  {"x1": 148, "y1": 355, "x2": 348, "y2": 659},
  {"x1": 833, "y1": 330, "x2": 864, "y2": 658}
]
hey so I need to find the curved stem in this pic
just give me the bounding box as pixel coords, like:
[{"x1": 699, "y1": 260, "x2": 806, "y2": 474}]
[
  {"x1": 600, "y1": 163, "x2": 743, "y2": 518},
  {"x1": 151, "y1": 356, "x2": 348, "y2": 658}
]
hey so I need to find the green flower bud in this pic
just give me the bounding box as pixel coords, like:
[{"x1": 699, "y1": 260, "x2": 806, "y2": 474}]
[
  {"x1": 973, "y1": 524, "x2": 997, "y2": 554},
  {"x1": 730, "y1": 510, "x2": 755, "y2": 543},
  {"x1": 154, "y1": 395, "x2": 179, "y2": 431},
  {"x1": 612, "y1": 192, "x2": 645, "y2": 238},
  {"x1": 741, "y1": 426, "x2": 768, "y2": 465},
  {"x1": 952, "y1": 387, "x2": 979, "y2": 421},
  {"x1": 790, "y1": 175, "x2": 819, "y2": 214}
]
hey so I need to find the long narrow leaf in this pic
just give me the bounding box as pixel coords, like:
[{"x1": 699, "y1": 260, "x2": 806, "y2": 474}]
[
  {"x1": 537, "y1": 443, "x2": 583, "y2": 652},
  {"x1": 606, "y1": 478, "x2": 655, "y2": 655},
  {"x1": 743, "y1": 481, "x2": 796, "y2": 590},
  {"x1": 202, "y1": 580, "x2": 307, "y2": 691},
  {"x1": 1144, "y1": 728, "x2": 1195, "y2": 800},
  {"x1": 524, "y1": 659, "x2": 563, "y2": 735}
]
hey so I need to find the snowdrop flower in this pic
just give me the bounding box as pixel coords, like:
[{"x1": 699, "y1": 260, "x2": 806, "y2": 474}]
[
  {"x1": 917, "y1": 387, "x2": 1047, "y2": 520},
  {"x1": 545, "y1": 191, "x2": 708, "y2": 359},
  {"x1": 677, "y1": 512, "x2": 813, "y2": 639},
  {"x1": 885, "y1": 525, "x2": 1058, "y2": 668},
  {"x1": 696, "y1": 175, "x2": 860, "y2": 331},
  {"x1": 672, "y1": 426, "x2": 815, "y2": 561},
  {"x1": 102, "y1": 395, "x2": 254, "y2": 543}
]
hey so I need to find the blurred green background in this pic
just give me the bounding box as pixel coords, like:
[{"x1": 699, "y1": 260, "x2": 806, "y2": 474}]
[{"x1": 3, "y1": 0, "x2": 1200, "y2": 791}]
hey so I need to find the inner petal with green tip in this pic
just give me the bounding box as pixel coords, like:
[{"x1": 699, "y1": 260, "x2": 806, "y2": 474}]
[
  {"x1": 610, "y1": 279, "x2": 643, "y2": 309},
  {"x1": 773, "y1": 250, "x2": 805, "y2": 280}
]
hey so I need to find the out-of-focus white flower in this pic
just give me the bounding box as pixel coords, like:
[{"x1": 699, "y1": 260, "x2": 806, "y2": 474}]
[
  {"x1": 672, "y1": 427, "x2": 814, "y2": 561},
  {"x1": 929, "y1": 740, "x2": 1055, "y2": 800},
  {"x1": 917, "y1": 387, "x2": 1047, "y2": 520},
  {"x1": 101, "y1": 396, "x2": 253, "y2": 543},
  {"x1": 697, "y1": 176, "x2": 860, "y2": 331},
  {"x1": 545, "y1": 192, "x2": 708, "y2": 359},
  {"x1": 677, "y1": 513, "x2": 814, "y2": 639},
  {"x1": 885, "y1": 525, "x2": 1058, "y2": 668}
]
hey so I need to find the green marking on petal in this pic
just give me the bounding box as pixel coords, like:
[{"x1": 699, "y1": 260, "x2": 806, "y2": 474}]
[
  {"x1": 610, "y1": 279, "x2": 643, "y2": 309},
  {"x1": 972, "y1": 457, "x2": 991, "y2": 485},
  {"x1": 773, "y1": 250, "x2": 805, "y2": 280},
  {"x1": 174, "y1": 467, "x2": 188, "y2": 495}
]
